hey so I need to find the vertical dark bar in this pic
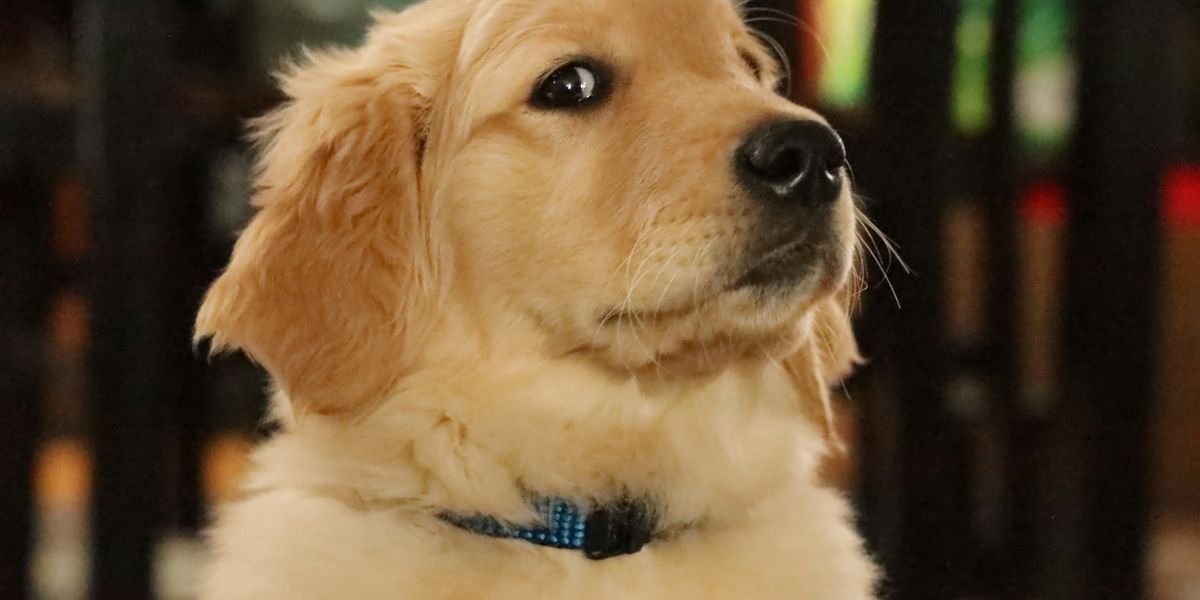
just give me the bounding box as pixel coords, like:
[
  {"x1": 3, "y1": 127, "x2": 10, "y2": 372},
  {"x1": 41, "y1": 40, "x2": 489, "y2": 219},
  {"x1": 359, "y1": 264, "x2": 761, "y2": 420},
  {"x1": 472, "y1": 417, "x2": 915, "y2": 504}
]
[
  {"x1": 78, "y1": 0, "x2": 172, "y2": 597},
  {"x1": 1062, "y1": 0, "x2": 1169, "y2": 596},
  {"x1": 0, "y1": 124, "x2": 51, "y2": 600},
  {"x1": 861, "y1": 1, "x2": 961, "y2": 598},
  {"x1": 985, "y1": 0, "x2": 1019, "y2": 435},
  {"x1": 981, "y1": 0, "x2": 1034, "y2": 596},
  {"x1": 165, "y1": 152, "x2": 210, "y2": 534}
]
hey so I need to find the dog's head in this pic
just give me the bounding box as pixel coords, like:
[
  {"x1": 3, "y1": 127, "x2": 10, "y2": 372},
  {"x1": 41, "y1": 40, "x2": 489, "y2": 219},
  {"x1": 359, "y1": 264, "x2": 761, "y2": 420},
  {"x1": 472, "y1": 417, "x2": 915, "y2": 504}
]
[{"x1": 197, "y1": 0, "x2": 861, "y2": 418}]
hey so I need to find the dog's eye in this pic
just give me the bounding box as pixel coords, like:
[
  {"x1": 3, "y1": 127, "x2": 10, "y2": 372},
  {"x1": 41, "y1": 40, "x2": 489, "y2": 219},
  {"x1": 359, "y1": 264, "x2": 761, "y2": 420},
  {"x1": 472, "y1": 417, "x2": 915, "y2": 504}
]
[{"x1": 532, "y1": 62, "x2": 608, "y2": 110}]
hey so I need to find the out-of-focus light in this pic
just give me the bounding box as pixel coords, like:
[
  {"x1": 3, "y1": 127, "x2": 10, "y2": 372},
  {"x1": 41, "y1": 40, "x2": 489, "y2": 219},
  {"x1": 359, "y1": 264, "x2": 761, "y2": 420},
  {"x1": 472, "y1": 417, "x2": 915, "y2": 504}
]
[
  {"x1": 1165, "y1": 165, "x2": 1200, "y2": 230},
  {"x1": 952, "y1": 0, "x2": 995, "y2": 135},
  {"x1": 813, "y1": 0, "x2": 875, "y2": 111},
  {"x1": 1019, "y1": 166, "x2": 1200, "y2": 230},
  {"x1": 1020, "y1": 179, "x2": 1067, "y2": 227},
  {"x1": 1016, "y1": 0, "x2": 1075, "y2": 157}
]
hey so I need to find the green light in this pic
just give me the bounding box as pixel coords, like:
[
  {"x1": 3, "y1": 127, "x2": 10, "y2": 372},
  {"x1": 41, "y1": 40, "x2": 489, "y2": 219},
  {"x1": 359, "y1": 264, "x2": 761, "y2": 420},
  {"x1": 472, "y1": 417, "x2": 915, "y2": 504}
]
[
  {"x1": 952, "y1": 0, "x2": 995, "y2": 135},
  {"x1": 1016, "y1": 0, "x2": 1075, "y2": 156},
  {"x1": 815, "y1": 0, "x2": 876, "y2": 111}
]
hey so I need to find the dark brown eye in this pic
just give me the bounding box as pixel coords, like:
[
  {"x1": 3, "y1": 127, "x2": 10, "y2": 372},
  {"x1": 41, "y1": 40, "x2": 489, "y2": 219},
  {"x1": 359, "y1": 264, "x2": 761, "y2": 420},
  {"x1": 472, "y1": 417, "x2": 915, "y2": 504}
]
[{"x1": 531, "y1": 61, "x2": 610, "y2": 110}]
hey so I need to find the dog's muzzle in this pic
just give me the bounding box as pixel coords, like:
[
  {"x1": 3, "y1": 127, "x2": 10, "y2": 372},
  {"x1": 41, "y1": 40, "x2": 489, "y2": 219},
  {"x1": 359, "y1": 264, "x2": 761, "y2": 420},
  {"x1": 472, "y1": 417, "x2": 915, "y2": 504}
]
[{"x1": 730, "y1": 118, "x2": 848, "y2": 291}]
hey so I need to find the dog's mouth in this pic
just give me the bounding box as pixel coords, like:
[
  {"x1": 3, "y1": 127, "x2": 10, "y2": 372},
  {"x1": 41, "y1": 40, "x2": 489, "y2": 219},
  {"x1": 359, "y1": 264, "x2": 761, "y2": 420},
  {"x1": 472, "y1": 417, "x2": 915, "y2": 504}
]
[
  {"x1": 600, "y1": 290, "x2": 719, "y2": 326},
  {"x1": 583, "y1": 231, "x2": 845, "y2": 375},
  {"x1": 599, "y1": 237, "x2": 826, "y2": 326},
  {"x1": 730, "y1": 236, "x2": 815, "y2": 291}
]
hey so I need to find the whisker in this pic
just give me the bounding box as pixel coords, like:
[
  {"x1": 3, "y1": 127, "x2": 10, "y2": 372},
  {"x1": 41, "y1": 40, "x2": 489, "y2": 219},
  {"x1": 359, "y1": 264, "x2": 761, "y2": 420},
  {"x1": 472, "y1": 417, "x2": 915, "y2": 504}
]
[
  {"x1": 589, "y1": 208, "x2": 662, "y2": 352},
  {"x1": 855, "y1": 207, "x2": 908, "y2": 308},
  {"x1": 691, "y1": 234, "x2": 715, "y2": 364},
  {"x1": 647, "y1": 248, "x2": 688, "y2": 379},
  {"x1": 742, "y1": 8, "x2": 836, "y2": 85},
  {"x1": 747, "y1": 28, "x2": 793, "y2": 93},
  {"x1": 620, "y1": 221, "x2": 695, "y2": 366}
]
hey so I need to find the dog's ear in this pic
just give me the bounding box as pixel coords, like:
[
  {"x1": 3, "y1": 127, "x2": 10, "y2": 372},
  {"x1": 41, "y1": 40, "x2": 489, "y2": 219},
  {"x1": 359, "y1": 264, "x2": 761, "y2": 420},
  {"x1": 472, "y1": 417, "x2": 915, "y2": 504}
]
[
  {"x1": 783, "y1": 292, "x2": 862, "y2": 447},
  {"x1": 196, "y1": 6, "x2": 465, "y2": 415}
]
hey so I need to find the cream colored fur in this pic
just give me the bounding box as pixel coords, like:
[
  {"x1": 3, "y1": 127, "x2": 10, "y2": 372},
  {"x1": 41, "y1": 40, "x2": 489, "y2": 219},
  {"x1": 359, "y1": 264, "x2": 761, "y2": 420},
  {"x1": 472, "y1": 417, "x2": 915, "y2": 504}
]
[{"x1": 195, "y1": 0, "x2": 879, "y2": 597}]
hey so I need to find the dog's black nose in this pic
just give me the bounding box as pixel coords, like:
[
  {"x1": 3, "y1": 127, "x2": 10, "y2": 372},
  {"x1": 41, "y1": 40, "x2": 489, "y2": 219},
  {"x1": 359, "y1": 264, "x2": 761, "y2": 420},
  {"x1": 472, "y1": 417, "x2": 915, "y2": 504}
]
[{"x1": 736, "y1": 119, "x2": 846, "y2": 208}]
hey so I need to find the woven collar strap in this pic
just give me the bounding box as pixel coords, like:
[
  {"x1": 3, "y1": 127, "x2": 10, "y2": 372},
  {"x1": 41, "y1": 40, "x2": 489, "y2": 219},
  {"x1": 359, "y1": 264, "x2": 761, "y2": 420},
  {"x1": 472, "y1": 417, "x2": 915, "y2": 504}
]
[{"x1": 439, "y1": 496, "x2": 658, "y2": 560}]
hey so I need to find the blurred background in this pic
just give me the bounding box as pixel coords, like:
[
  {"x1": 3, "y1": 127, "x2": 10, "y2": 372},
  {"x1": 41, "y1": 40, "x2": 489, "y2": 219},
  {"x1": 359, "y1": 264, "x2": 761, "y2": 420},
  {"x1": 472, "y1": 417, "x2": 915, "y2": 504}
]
[{"x1": 0, "y1": 0, "x2": 1197, "y2": 598}]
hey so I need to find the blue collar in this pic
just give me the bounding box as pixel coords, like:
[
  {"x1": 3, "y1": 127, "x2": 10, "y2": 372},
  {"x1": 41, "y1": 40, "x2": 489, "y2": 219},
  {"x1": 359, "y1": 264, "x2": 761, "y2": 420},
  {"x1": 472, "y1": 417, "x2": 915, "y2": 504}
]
[{"x1": 439, "y1": 496, "x2": 659, "y2": 560}]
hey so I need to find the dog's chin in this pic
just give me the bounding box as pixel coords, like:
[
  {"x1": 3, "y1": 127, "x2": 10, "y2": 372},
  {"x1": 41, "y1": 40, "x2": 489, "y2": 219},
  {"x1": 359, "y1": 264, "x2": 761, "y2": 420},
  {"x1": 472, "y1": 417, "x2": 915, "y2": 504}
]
[{"x1": 578, "y1": 255, "x2": 848, "y2": 378}]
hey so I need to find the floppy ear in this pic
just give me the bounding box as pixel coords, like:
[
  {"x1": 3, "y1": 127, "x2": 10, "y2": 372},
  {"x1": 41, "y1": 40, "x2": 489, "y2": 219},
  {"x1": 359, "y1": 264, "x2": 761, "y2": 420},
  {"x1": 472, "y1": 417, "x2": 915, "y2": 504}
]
[
  {"x1": 783, "y1": 293, "x2": 862, "y2": 447},
  {"x1": 196, "y1": 7, "x2": 464, "y2": 415}
]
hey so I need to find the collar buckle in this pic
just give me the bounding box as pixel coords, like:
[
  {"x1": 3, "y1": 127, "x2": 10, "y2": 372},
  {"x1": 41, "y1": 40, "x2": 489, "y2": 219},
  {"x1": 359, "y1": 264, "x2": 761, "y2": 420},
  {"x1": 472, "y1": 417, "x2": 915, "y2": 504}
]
[{"x1": 582, "y1": 497, "x2": 656, "y2": 560}]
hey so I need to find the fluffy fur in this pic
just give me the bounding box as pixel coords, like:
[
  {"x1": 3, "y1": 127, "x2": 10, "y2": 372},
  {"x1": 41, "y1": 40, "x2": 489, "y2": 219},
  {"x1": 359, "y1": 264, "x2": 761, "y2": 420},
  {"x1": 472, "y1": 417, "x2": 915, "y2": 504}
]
[{"x1": 195, "y1": 0, "x2": 879, "y2": 597}]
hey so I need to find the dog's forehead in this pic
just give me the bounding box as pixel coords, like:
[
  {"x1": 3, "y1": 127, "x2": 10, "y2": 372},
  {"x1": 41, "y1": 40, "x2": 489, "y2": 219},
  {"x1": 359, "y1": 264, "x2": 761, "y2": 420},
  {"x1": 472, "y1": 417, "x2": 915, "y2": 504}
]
[
  {"x1": 462, "y1": 0, "x2": 749, "y2": 64},
  {"x1": 557, "y1": 0, "x2": 745, "y2": 31}
]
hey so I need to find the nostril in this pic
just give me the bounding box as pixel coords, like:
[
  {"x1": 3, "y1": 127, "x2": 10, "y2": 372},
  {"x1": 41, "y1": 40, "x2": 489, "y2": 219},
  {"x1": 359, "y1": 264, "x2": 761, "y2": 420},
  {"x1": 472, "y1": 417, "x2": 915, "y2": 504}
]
[
  {"x1": 822, "y1": 136, "x2": 847, "y2": 177},
  {"x1": 755, "y1": 146, "x2": 806, "y2": 181},
  {"x1": 819, "y1": 151, "x2": 846, "y2": 182},
  {"x1": 736, "y1": 118, "x2": 846, "y2": 207}
]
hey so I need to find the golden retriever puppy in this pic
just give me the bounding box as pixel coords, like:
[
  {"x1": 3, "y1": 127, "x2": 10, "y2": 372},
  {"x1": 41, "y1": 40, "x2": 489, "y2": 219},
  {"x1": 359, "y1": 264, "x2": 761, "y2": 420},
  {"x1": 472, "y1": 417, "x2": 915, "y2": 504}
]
[{"x1": 195, "y1": 0, "x2": 878, "y2": 597}]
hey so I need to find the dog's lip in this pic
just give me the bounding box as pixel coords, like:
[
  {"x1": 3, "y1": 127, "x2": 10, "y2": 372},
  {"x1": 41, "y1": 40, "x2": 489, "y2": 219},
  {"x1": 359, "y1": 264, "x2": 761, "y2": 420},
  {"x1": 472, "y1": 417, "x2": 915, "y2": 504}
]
[
  {"x1": 598, "y1": 235, "x2": 819, "y2": 324},
  {"x1": 730, "y1": 236, "x2": 809, "y2": 289},
  {"x1": 600, "y1": 293, "x2": 714, "y2": 324},
  {"x1": 599, "y1": 239, "x2": 812, "y2": 324}
]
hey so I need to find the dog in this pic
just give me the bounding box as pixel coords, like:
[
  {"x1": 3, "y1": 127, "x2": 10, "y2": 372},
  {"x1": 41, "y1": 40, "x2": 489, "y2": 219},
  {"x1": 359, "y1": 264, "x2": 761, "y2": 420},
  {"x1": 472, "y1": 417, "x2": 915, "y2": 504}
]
[{"x1": 194, "y1": 0, "x2": 878, "y2": 597}]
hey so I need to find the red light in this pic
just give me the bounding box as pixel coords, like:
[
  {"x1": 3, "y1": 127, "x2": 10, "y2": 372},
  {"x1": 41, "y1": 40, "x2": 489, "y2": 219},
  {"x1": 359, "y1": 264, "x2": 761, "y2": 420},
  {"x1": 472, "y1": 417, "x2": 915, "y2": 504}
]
[
  {"x1": 1020, "y1": 179, "x2": 1068, "y2": 227},
  {"x1": 1164, "y1": 164, "x2": 1200, "y2": 230}
]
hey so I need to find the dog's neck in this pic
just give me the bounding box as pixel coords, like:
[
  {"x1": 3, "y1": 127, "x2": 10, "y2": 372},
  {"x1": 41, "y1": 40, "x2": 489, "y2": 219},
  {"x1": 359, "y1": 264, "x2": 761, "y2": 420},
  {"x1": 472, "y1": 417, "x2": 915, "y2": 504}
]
[{"x1": 255, "y1": 349, "x2": 827, "y2": 534}]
